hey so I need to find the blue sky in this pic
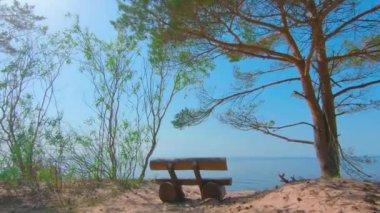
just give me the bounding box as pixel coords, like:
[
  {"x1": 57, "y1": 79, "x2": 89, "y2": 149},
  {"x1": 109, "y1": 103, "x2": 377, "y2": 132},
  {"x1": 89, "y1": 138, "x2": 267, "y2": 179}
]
[{"x1": 18, "y1": 0, "x2": 380, "y2": 158}]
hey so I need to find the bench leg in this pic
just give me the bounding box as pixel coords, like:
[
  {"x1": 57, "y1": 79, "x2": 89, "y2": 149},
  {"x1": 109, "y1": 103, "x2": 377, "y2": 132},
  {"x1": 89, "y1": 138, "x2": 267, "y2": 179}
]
[
  {"x1": 201, "y1": 182, "x2": 226, "y2": 201},
  {"x1": 158, "y1": 182, "x2": 185, "y2": 203}
]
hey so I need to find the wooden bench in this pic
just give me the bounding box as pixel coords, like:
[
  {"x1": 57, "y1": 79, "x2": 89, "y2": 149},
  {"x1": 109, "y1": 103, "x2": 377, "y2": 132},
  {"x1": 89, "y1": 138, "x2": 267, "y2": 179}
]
[{"x1": 150, "y1": 157, "x2": 232, "y2": 202}]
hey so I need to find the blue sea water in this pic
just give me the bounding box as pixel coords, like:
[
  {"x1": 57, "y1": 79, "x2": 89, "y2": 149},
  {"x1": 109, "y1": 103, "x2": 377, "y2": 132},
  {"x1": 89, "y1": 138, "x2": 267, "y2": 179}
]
[{"x1": 146, "y1": 157, "x2": 380, "y2": 191}]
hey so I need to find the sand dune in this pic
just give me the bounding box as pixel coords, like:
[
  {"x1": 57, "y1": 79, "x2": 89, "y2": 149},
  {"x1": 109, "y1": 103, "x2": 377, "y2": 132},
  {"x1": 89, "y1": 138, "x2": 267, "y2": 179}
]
[
  {"x1": 77, "y1": 178, "x2": 379, "y2": 213},
  {"x1": 0, "y1": 178, "x2": 379, "y2": 212}
]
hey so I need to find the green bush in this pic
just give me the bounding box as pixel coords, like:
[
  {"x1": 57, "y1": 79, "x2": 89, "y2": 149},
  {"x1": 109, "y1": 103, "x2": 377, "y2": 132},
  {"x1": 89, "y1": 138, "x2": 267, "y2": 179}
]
[
  {"x1": 0, "y1": 167, "x2": 21, "y2": 188},
  {"x1": 0, "y1": 167, "x2": 21, "y2": 181}
]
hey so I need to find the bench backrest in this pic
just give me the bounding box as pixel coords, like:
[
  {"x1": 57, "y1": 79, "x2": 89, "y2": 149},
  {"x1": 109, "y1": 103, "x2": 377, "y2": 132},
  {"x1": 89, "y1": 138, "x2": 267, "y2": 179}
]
[{"x1": 150, "y1": 157, "x2": 228, "y2": 171}]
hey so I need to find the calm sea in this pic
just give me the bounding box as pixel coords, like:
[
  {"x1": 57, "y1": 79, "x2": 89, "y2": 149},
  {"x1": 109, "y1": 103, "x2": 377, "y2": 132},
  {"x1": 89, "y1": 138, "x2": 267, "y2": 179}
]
[{"x1": 145, "y1": 157, "x2": 380, "y2": 191}]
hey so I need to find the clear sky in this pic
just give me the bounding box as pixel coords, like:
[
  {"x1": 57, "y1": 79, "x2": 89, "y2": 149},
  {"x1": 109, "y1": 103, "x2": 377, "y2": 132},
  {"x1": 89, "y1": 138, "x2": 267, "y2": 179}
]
[{"x1": 17, "y1": 0, "x2": 380, "y2": 158}]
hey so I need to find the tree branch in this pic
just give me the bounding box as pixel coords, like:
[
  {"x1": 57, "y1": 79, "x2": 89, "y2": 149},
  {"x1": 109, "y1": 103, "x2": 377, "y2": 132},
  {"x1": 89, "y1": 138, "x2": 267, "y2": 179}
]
[
  {"x1": 255, "y1": 127, "x2": 314, "y2": 144},
  {"x1": 319, "y1": 0, "x2": 344, "y2": 20},
  {"x1": 328, "y1": 49, "x2": 380, "y2": 62},
  {"x1": 326, "y1": 4, "x2": 380, "y2": 39},
  {"x1": 212, "y1": 77, "x2": 300, "y2": 109},
  {"x1": 183, "y1": 27, "x2": 298, "y2": 63},
  {"x1": 232, "y1": 10, "x2": 282, "y2": 31},
  {"x1": 277, "y1": 0, "x2": 303, "y2": 59},
  {"x1": 219, "y1": 109, "x2": 315, "y2": 145},
  {"x1": 172, "y1": 77, "x2": 300, "y2": 128},
  {"x1": 334, "y1": 79, "x2": 380, "y2": 97},
  {"x1": 268, "y1": 121, "x2": 315, "y2": 131}
]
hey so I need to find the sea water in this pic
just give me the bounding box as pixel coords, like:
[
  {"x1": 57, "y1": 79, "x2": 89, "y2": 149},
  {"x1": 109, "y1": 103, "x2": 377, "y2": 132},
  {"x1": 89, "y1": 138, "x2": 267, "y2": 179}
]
[{"x1": 145, "y1": 157, "x2": 380, "y2": 191}]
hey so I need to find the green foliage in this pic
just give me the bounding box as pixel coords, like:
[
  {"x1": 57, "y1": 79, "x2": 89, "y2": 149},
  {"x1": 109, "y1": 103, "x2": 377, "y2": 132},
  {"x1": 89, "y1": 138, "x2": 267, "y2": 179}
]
[
  {"x1": 0, "y1": 166, "x2": 21, "y2": 182},
  {"x1": 172, "y1": 108, "x2": 211, "y2": 129},
  {"x1": 0, "y1": 0, "x2": 44, "y2": 54},
  {"x1": 226, "y1": 51, "x2": 243, "y2": 62},
  {"x1": 0, "y1": 0, "x2": 192, "y2": 188},
  {"x1": 0, "y1": 0, "x2": 73, "y2": 184},
  {"x1": 257, "y1": 33, "x2": 281, "y2": 49},
  {"x1": 37, "y1": 167, "x2": 53, "y2": 183},
  {"x1": 119, "y1": 1, "x2": 214, "y2": 88},
  {"x1": 342, "y1": 35, "x2": 380, "y2": 66},
  {"x1": 65, "y1": 19, "x2": 146, "y2": 180}
]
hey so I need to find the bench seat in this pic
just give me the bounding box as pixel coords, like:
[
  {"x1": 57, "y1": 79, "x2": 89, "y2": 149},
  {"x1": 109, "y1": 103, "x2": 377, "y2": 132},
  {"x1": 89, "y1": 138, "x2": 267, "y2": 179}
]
[
  {"x1": 155, "y1": 177, "x2": 232, "y2": 186},
  {"x1": 150, "y1": 157, "x2": 228, "y2": 170}
]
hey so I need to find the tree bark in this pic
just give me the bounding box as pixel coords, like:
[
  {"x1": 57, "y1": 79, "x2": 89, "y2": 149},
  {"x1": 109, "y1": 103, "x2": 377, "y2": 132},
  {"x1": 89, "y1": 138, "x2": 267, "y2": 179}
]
[
  {"x1": 315, "y1": 43, "x2": 340, "y2": 178},
  {"x1": 299, "y1": 70, "x2": 340, "y2": 178},
  {"x1": 309, "y1": 11, "x2": 341, "y2": 178}
]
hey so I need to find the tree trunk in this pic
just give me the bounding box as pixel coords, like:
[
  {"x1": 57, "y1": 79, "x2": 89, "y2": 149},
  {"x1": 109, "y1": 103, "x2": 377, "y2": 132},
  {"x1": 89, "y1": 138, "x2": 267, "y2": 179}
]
[
  {"x1": 108, "y1": 96, "x2": 118, "y2": 180},
  {"x1": 314, "y1": 17, "x2": 340, "y2": 178},
  {"x1": 314, "y1": 120, "x2": 340, "y2": 178},
  {"x1": 297, "y1": 7, "x2": 341, "y2": 178},
  {"x1": 297, "y1": 60, "x2": 340, "y2": 179},
  {"x1": 314, "y1": 71, "x2": 340, "y2": 178},
  {"x1": 138, "y1": 135, "x2": 157, "y2": 180}
]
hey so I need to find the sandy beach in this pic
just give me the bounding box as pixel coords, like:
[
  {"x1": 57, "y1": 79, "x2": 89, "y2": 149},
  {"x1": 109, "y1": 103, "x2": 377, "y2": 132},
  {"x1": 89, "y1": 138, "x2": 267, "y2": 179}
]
[{"x1": 1, "y1": 178, "x2": 379, "y2": 212}]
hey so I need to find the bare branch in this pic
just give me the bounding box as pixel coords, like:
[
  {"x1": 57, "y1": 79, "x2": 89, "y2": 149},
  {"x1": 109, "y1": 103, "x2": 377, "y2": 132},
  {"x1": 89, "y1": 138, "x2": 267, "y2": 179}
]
[
  {"x1": 232, "y1": 9, "x2": 282, "y2": 31},
  {"x1": 326, "y1": 4, "x2": 380, "y2": 39},
  {"x1": 328, "y1": 49, "x2": 380, "y2": 62},
  {"x1": 220, "y1": 109, "x2": 314, "y2": 145},
  {"x1": 278, "y1": 173, "x2": 297, "y2": 183},
  {"x1": 338, "y1": 144, "x2": 372, "y2": 178},
  {"x1": 213, "y1": 77, "x2": 300, "y2": 107},
  {"x1": 173, "y1": 77, "x2": 300, "y2": 129},
  {"x1": 268, "y1": 122, "x2": 315, "y2": 131},
  {"x1": 334, "y1": 79, "x2": 380, "y2": 97},
  {"x1": 277, "y1": 0, "x2": 302, "y2": 59},
  {"x1": 319, "y1": 0, "x2": 344, "y2": 20},
  {"x1": 218, "y1": 14, "x2": 241, "y2": 43},
  {"x1": 256, "y1": 128, "x2": 314, "y2": 144},
  {"x1": 336, "y1": 101, "x2": 380, "y2": 116}
]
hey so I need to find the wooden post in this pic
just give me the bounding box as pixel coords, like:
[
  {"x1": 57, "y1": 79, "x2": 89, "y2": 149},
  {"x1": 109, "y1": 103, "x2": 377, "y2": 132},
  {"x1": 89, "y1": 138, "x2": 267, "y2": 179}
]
[
  {"x1": 201, "y1": 181, "x2": 226, "y2": 201},
  {"x1": 167, "y1": 162, "x2": 185, "y2": 201},
  {"x1": 159, "y1": 181, "x2": 177, "y2": 202},
  {"x1": 158, "y1": 162, "x2": 186, "y2": 202},
  {"x1": 192, "y1": 161, "x2": 203, "y2": 196}
]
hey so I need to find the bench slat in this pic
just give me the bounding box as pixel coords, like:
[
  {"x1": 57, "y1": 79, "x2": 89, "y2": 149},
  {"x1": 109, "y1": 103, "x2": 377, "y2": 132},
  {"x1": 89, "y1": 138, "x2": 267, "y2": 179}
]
[
  {"x1": 150, "y1": 157, "x2": 227, "y2": 170},
  {"x1": 155, "y1": 178, "x2": 232, "y2": 186}
]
